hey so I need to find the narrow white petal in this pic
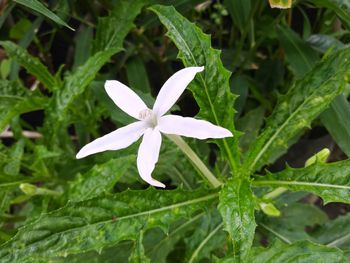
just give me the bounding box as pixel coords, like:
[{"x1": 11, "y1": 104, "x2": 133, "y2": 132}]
[
  {"x1": 153, "y1": 67, "x2": 204, "y2": 117},
  {"x1": 105, "y1": 80, "x2": 148, "y2": 120},
  {"x1": 158, "y1": 115, "x2": 233, "y2": 139},
  {"x1": 137, "y1": 128, "x2": 165, "y2": 188},
  {"x1": 76, "y1": 121, "x2": 147, "y2": 159}
]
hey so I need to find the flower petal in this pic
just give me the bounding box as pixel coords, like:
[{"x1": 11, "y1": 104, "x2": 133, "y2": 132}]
[
  {"x1": 137, "y1": 128, "x2": 165, "y2": 188},
  {"x1": 158, "y1": 115, "x2": 233, "y2": 139},
  {"x1": 153, "y1": 67, "x2": 204, "y2": 117},
  {"x1": 76, "y1": 121, "x2": 147, "y2": 159},
  {"x1": 105, "y1": 80, "x2": 148, "y2": 120}
]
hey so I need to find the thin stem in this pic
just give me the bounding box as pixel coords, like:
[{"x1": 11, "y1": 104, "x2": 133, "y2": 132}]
[
  {"x1": 166, "y1": 134, "x2": 222, "y2": 188},
  {"x1": 263, "y1": 187, "x2": 287, "y2": 200}
]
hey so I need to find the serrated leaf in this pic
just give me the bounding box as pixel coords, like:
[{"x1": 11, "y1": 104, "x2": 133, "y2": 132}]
[
  {"x1": 277, "y1": 23, "x2": 350, "y2": 160},
  {"x1": 64, "y1": 156, "x2": 135, "y2": 202},
  {"x1": 244, "y1": 48, "x2": 350, "y2": 173},
  {"x1": 250, "y1": 240, "x2": 347, "y2": 262},
  {"x1": 150, "y1": 5, "x2": 240, "y2": 173},
  {"x1": 254, "y1": 159, "x2": 350, "y2": 204},
  {"x1": 13, "y1": 0, "x2": 74, "y2": 30},
  {"x1": 218, "y1": 178, "x2": 256, "y2": 261},
  {"x1": 44, "y1": 48, "x2": 119, "y2": 143},
  {"x1": 0, "y1": 80, "x2": 48, "y2": 133},
  {"x1": 0, "y1": 188, "x2": 218, "y2": 262},
  {"x1": 0, "y1": 41, "x2": 57, "y2": 91},
  {"x1": 3, "y1": 139, "x2": 25, "y2": 176},
  {"x1": 93, "y1": 0, "x2": 146, "y2": 53}
]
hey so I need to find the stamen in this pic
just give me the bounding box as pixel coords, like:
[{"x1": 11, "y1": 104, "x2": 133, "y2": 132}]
[
  {"x1": 138, "y1": 109, "x2": 158, "y2": 127},
  {"x1": 139, "y1": 109, "x2": 152, "y2": 120}
]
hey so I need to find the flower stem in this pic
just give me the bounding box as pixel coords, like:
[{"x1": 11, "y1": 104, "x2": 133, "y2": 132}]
[{"x1": 166, "y1": 134, "x2": 222, "y2": 188}]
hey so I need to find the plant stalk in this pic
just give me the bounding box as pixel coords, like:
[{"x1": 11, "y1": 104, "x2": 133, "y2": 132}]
[{"x1": 166, "y1": 134, "x2": 222, "y2": 188}]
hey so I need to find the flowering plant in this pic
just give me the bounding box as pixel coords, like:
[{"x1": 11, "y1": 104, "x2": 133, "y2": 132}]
[{"x1": 1, "y1": 1, "x2": 350, "y2": 262}]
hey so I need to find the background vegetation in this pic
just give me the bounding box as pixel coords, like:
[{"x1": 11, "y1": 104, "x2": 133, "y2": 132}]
[{"x1": 1, "y1": 0, "x2": 350, "y2": 262}]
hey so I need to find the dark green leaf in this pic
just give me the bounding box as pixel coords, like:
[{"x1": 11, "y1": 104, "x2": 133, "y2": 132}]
[
  {"x1": 307, "y1": 34, "x2": 345, "y2": 53},
  {"x1": 254, "y1": 159, "x2": 350, "y2": 204},
  {"x1": 0, "y1": 188, "x2": 218, "y2": 261},
  {"x1": 250, "y1": 240, "x2": 347, "y2": 262},
  {"x1": 126, "y1": 57, "x2": 151, "y2": 93},
  {"x1": 261, "y1": 203, "x2": 328, "y2": 242},
  {"x1": 0, "y1": 41, "x2": 57, "y2": 91},
  {"x1": 64, "y1": 156, "x2": 135, "y2": 202},
  {"x1": 129, "y1": 231, "x2": 150, "y2": 263},
  {"x1": 150, "y1": 5, "x2": 240, "y2": 173},
  {"x1": 92, "y1": 0, "x2": 146, "y2": 53},
  {"x1": 224, "y1": 0, "x2": 251, "y2": 32},
  {"x1": 321, "y1": 95, "x2": 350, "y2": 157},
  {"x1": 13, "y1": 0, "x2": 74, "y2": 30},
  {"x1": 310, "y1": 0, "x2": 350, "y2": 30},
  {"x1": 0, "y1": 80, "x2": 48, "y2": 133},
  {"x1": 186, "y1": 210, "x2": 226, "y2": 263},
  {"x1": 244, "y1": 48, "x2": 350, "y2": 172},
  {"x1": 276, "y1": 25, "x2": 319, "y2": 78},
  {"x1": 312, "y1": 213, "x2": 350, "y2": 248},
  {"x1": 218, "y1": 178, "x2": 256, "y2": 261}
]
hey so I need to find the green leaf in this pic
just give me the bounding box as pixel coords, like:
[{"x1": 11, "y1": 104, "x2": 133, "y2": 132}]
[
  {"x1": 244, "y1": 48, "x2": 350, "y2": 173},
  {"x1": 261, "y1": 203, "x2": 328, "y2": 243},
  {"x1": 0, "y1": 41, "x2": 57, "y2": 91},
  {"x1": 250, "y1": 240, "x2": 347, "y2": 262},
  {"x1": 236, "y1": 106, "x2": 265, "y2": 153},
  {"x1": 146, "y1": 213, "x2": 204, "y2": 262},
  {"x1": 321, "y1": 95, "x2": 350, "y2": 157},
  {"x1": 72, "y1": 27, "x2": 93, "y2": 70},
  {"x1": 150, "y1": 5, "x2": 240, "y2": 173},
  {"x1": 276, "y1": 25, "x2": 319, "y2": 78},
  {"x1": 3, "y1": 139, "x2": 25, "y2": 176},
  {"x1": 218, "y1": 178, "x2": 256, "y2": 261},
  {"x1": 0, "y1": 188, "x2": 218, "y2": 261},
  {"x1": 277, "y1": 24, "x2": 350, "y2": 160},
  {"x1": 126, "y1": 57, "x2": 152, "y2": 94},
  {"x1": 64, "y1": 156, "x2": 135, "y2": 202},
  {"x1": 0, "y1": 80, "x2": 48, "y2": 133},
  {"x1": 253, "y1": 159, "x2": 350, "y2": 204},
  {"x1": 92, "y1": 0, "x2": 146, "y2": 53},
  {"x1": 45, "y1": 47, "x2": 120, "y2": 137},
  {"x1": 310, "y1": 0, "x2": 350, "y2": 30},
  {"x1": 186, "y1": 211, "x2": 226, "y2": 263},
  {"x1": 129, "y1": 231, "x2": 150, "y2": 263},
  {"x1": 13, "y1": 0, "x2": 74, "y2": 30},
  {"x1": 224, "y1": 0, "x2": 251, "y2": 32},
  {"x1": 307, "y1": 34, "x2": 345, "y2": 53},
  {"x1": 312, "y1": 213, "x2": 350, "y2": 248}
]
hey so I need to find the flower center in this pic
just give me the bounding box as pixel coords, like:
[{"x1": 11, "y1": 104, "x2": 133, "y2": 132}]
[{"x1": 139, "y1": 109, "x2": 158, "y2": 128}]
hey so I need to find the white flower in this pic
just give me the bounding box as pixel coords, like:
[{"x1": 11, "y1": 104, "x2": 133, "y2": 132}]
[{"x1": 76, "y1": 67, "x2": 233, "y2": 188}]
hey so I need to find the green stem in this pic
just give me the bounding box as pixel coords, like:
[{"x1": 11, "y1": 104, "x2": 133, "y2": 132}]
[
  {"x1": 166, "y1": 134, "x2": 222, "y2": 188},
  {"x1": 263, "y1": 187, "x2": 287, "y2": 200}
]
